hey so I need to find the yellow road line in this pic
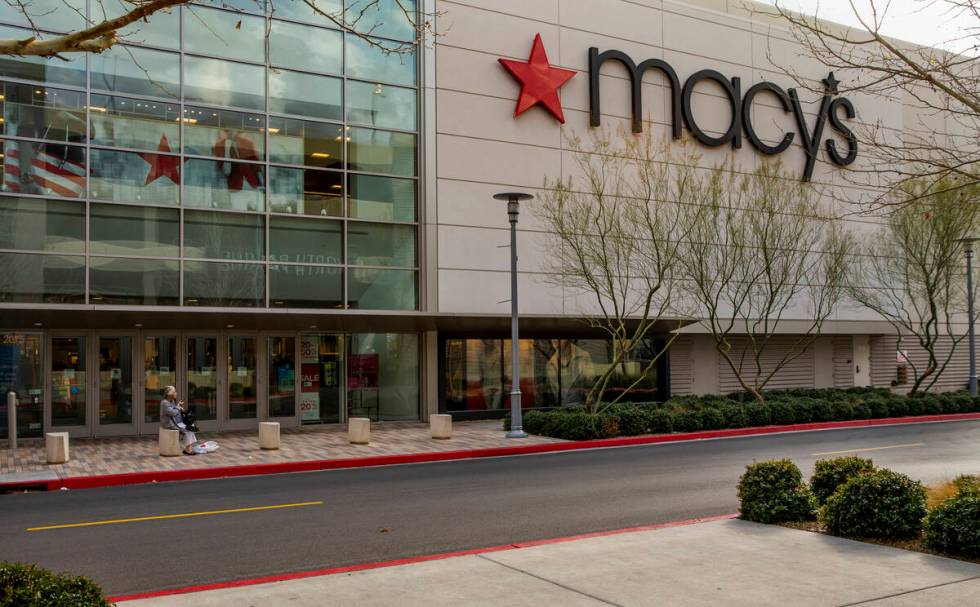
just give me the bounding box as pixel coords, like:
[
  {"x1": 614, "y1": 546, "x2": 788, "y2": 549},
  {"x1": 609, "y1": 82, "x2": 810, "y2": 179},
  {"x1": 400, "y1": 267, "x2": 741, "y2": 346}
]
[
  {"x1": 812, "y1": 443, "x2": 925, "y2": 457},
  {"x1": 27, "y1": 501, "x2": 323, "y2": 532}
]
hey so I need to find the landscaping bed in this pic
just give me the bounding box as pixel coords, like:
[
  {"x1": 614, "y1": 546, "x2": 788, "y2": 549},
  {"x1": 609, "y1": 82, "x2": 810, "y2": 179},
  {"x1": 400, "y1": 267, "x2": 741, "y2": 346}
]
[
  {"x1": 736, "y1": 456, "x2": 980, "y2": 564},
  {"x1": 507, "y1": 387, "x2": 980, "y2": 441}
]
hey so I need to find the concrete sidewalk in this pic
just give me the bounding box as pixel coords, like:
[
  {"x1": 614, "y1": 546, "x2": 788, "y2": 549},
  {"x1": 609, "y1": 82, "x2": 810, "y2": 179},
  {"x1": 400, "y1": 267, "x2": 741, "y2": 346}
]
[{"x1": 122, "y1": 518, "x2": 980, "y2": 607}]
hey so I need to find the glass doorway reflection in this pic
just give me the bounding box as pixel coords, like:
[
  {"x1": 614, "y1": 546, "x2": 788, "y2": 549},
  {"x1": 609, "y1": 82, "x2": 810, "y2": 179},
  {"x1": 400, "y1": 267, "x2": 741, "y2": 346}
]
[
  {"x1": 144, "y1": 336, "x2": 177, "y2": 423},
  {"x1": 186, "y1": 337, "x2": 218, "y2": 422},
  {"x1": 98, "y1": 336, "x2": 133, "y2": 428},
  {"x1": 51, "y1": 336, "x2": 86, "y2": 428},
  {"x1": 299, "y1": 334, "x2": 343, "y2": 424},
  {"x1": 227, "y1": 336, "x2": 257, "y2": 420}
]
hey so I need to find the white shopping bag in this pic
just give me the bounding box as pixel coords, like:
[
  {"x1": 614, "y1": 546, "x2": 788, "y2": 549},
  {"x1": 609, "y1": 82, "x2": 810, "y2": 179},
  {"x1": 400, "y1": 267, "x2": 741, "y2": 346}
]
[{"x1": 193, "y1": 440, "x2": 220, "y2": 454}]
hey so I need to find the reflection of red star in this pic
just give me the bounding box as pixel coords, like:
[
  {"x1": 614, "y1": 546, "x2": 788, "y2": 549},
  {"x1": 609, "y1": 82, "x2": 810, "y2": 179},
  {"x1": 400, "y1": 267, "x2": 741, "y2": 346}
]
[
  {"x1": 139, "y1": 134, "x2": 181, "y2": 185},
  {"x1": 498, "y1": 34, "x2": 576, "y2": 123}
]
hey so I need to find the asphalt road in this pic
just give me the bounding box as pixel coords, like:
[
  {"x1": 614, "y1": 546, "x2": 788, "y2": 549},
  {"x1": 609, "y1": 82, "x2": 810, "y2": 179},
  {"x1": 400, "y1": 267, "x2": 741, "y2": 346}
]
[{"x1": 1, "y1": 420, "x2": 978, "y2": 596}]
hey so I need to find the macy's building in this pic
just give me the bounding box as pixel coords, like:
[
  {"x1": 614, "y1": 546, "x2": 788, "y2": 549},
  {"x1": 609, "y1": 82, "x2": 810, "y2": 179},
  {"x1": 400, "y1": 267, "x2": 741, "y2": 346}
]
[{"x1": 0, "y1": 0, "x2": 968, "y2": 439}]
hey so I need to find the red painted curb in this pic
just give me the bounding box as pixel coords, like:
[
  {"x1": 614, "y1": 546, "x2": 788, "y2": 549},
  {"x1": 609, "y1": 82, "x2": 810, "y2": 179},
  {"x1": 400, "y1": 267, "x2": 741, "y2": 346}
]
[
  {"x1": 108, "y1": 513, "x2": 738, "y2": 602},
  {"x1": 4, "y1": 412, "x2": 979, "y2": 493}
]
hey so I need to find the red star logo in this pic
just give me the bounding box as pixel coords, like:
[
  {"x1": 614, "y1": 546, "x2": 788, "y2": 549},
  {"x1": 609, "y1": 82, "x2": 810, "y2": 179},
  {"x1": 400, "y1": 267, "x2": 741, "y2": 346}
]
[
  {"x1": 139, "y1": 133, "x2": 181, "y2": 185},
  {"x1": 498, "y1": 34, "x2": 576, "y2": 123}
]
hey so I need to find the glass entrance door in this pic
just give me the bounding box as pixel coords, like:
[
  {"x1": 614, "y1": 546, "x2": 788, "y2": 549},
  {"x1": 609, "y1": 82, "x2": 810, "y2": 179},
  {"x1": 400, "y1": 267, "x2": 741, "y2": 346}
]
[
  {"x1": 96, "y1": 335, "x2": 136, "y2": 435},
  {"x1": 298, "y1": 334, "x2": 343, "y2": 424},
  {"x1": 186, "y1": 336, "x2": 218, "y2": 431},
  {"x1": 144, "y1": 336, "x2": 177, "y2": 425},
  {"x1": 226, "y1": 336, "x2": 258, "y2": 426},
  {"x1": 50, "y1": 336, "x2": 87, "y2": 431}
]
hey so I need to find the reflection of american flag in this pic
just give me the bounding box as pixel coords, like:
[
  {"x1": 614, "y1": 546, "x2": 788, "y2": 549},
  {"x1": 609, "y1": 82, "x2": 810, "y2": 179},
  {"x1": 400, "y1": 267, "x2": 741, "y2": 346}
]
[
  {"x1": 31, "y1": 146, "x2": 84, "y2": 198},
  {"x1": 3, "y1": 138, "x2": 21, "y2": 192}
]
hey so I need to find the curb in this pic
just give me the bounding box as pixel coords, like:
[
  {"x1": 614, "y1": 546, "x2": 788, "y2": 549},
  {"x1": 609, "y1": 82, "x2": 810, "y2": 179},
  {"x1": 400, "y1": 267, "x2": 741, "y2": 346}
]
[
  {"x1": 4, "y1": 412, "x2": 980, "y2": 493},
  {"x1": 108, "y1": 512, "x2": 739, "y2": 602}
]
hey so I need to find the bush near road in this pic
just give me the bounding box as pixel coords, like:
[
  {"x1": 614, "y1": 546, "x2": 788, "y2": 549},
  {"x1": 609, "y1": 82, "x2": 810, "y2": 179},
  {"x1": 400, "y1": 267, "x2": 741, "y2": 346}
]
[
  {"x1": 508, "y1": 387, "x2": 980, "y2": 441},
  {"x1": 737, "y1": 460, "x2": 817, "y2": 524},
  {"x1": 0, "y1": 562, "x2": 112, "y2": 607}
]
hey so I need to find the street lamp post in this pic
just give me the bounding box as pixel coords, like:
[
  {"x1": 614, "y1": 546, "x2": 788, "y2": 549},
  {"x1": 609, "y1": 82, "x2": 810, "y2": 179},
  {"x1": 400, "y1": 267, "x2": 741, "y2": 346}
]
[
  {"x1": 494, "y1": 192, "x2": 533, "y2": 438},
  {"x1": 961, "y1": 238, "x2": 978, "y2": 396}
]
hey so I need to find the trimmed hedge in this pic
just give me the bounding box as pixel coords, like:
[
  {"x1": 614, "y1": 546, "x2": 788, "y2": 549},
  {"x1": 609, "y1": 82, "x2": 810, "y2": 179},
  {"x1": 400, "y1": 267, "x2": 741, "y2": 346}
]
[
  {"x1": 506, "y1": 387, "x2": 980, "y2": 441},
  {"x1": 925, "y1": 492, "x2": 980, "y2": 558},
  {"x1": 737, "y1": 460, "x2": 817, "y2": 524},
  {"x1": 822, "y1": 469, "x2": 927, "y2": 539},
  {"x1": 0, "y1": 562, "x2": 112, "y2": 607},
  {"x1": 810, "y1": 457, "x2": 875, "y2": 505}
]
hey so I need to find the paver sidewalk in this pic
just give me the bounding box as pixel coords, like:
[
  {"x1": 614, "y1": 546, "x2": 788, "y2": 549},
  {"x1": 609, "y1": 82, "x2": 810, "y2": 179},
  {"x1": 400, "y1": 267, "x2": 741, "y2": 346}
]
[
  {"x1": 122, "y1": 518, "x2": 980, "y2": 606},
  {"x1": 0, "y1": 421, "x2": 561, "y2": 483}
]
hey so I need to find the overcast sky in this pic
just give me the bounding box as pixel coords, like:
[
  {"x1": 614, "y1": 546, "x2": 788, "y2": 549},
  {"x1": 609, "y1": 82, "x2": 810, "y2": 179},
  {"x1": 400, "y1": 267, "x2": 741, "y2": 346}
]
[{"x1": 752, "y1": 0, "x2": 974, "y2": 53}]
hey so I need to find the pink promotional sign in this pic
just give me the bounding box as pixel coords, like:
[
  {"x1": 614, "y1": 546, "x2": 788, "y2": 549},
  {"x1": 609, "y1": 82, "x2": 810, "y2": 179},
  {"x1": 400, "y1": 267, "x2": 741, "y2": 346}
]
[{"x1": 347, "y1": 354, "x2": 379, "y2": 390}]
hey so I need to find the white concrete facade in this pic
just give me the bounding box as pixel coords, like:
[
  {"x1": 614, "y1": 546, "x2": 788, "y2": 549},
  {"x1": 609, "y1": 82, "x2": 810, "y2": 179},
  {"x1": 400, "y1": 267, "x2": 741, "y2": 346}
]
[{"x1": 428, "y1": 0, "x2": 973, "y2": 397}]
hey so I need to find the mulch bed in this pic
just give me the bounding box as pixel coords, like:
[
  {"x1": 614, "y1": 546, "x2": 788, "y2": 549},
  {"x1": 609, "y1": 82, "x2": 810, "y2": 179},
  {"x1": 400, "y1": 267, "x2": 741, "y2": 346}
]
[{"x1": 778, "y1": 521, "x2": 980, "y2": 565}]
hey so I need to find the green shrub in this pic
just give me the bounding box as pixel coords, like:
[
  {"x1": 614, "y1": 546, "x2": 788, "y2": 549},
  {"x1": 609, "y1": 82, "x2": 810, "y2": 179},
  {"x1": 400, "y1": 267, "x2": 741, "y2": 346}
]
[
  {"x1": 553, "y1": 410, "x2": 596, "y2": 440},
  {"x1": 673, "y1": 410, "x2": 703, "y2": 433},
  {"x1": 918, "y1": 394, "x2": 944, "y2": 415},
  {"x1": 810, "y1": 398, "x2": 834, "y2": 422},
  {"x1": 647, "y1": 409, "x2": 672, "y2": 434},
  {"x1": 720, "y1": 404, "x2": 748, "y2": 428},
  {"x1": 700, "y1": 407, "x2": 726, "y2": 430},
  {"x1": 822, "y1": 469, "x2": 927, "y2": 539},
  {"x1": 769, "y1": 401, "x2": 796, "y2": 425},
  {"x1": 925, "y1": 492, "x2": 980, "y2": 558},
  {"x1": 737, "y1": 460, "x2": 817, "y2": 524},
  {"x1": 613, "y1": 406, "x2": 650, "y2": 436},
  {"x1": 810, "y1": 456, "x2": 875, "y2": 505},
  {"x1": 851, "y1": 402, "x2": 872, "y2": 420},
  {"x1": 970, "y1": 396, "x2": 980, "y2": 413},
  {"x1": 744, "y1": 402, "x2": 771, "y2": 426},
  {"x1": 865, "y1": 396, "x2": 891, "y2": 419},
  {"x1": 886, "y1": 396, "x2": 909, "y2": 417},
  {"x1": 522, "y1": 410, "x2": 545, "y2": 435},
  {"x1": 0, "y1": 562, "x2": 112, "y2": 607},
  {"x1": 830, "y1": 400, "x2": 854, "y2": 421},
  {"x1": 792, "y1": 400, "x2": 813, "y2": 424},
  {"x1": 953, "y1": 474, "x2": 980, "y2": 495}
]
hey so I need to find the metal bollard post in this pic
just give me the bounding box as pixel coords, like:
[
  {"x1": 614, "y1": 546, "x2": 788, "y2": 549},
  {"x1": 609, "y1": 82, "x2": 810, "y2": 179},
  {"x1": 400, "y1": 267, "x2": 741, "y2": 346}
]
[{"x1": 6, "y1": 392, "x2": 16, "y2": 450}]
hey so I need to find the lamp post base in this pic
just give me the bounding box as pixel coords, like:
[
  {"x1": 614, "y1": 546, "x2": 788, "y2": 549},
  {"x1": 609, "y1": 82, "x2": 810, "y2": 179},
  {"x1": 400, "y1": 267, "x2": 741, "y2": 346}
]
[
  {"x1": 970, "y1": 377, "x2": 977, "y2": 397},
  {"x1": 506, "y1": 430, "x2": 529, "y2": 439}
]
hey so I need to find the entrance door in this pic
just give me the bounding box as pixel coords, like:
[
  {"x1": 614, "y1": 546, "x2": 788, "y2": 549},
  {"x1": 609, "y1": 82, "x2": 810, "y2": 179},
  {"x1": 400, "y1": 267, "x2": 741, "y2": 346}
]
[
  {"x1": 49, "y1": 335, "x2": 87, "y2": 436},
  {"x1": 298, "y1": 334, "x2": 344, "y2": 425},
  {"x1": 185, "y1": 336, "x2": 219, "y2": 432},
  {"x1": 224, "y1": 335, "x2": 259, "y2": 430},
  {"x1": 94, "y1": 335, "x2": 137, "y2": 436},
  {"x1": 143, "y1": 335, "x2": 178, "y2": 428}
]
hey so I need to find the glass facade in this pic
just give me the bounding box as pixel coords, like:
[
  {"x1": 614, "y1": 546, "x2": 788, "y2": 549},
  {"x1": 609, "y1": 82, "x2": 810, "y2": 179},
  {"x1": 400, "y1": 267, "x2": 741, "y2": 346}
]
[
  {"x1": 0, "y1": 2, "x2": 418, "y2": 309},
  {"x1": 443, "y1": 337, "x2": 668, "y2": 414}
]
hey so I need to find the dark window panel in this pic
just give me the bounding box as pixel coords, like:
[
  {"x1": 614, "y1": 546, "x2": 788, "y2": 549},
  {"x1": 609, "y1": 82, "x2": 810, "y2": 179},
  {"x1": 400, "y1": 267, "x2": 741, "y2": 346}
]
[
  {"x1": 269, "y1": 216, "x2": 342, "y2": 264},
  {"x1": 89, "y1": 203, "x2": 179, "y2": 257},
  {"x1": 268, "y1": 69, "x2": 342, "y2": 121},
  {"x1": 183, "y1": 260, "x2": 265, "y2": 307},
  {"x1": 89, "y1": 94, "x2": 181, "y2": 151},
  {"x1": 346, "y1": 80, "x2": 416, "y2": 131},
  {"x1": 348, "y1": 173, "x2": 415, "y2": 222},
  {"x1": 89, "y1": 257, "x2": 180, "y2": 305},
  {"x1": 347, "y1": 127, "x2": 416, "y2": 176},
  {"x1": 270, "y1": 20, "x2": 342, "y2": 74},
  {"x1": 268, "y1": 166, "x2": 343, "y2": 217},
  {"x1": 0, "y1": 197, "x2": 84, "y2": 253},
  {"x1": 0, "y1": 82, "x2": 86, "y2": 143},
  {"x1": 0, "y1": 252, "x2": 84, "y2": 303},
  {"x1": 347, "y1": 267, "x2": 415, "y2": 310},
  {"x1": 347, "y1": 222, "x2": 415, "y2": 267},
  {"x1": 345, "y1": 33, "x2": 416, "y2": 86},
  {"x1": 90, "y1": 45, "x2": 180, "y2": 99},
  {"x1": 183, "y1": 55, "x2": 265, "y2": 110},
  {"x1": 183, "y1": 209, "x2": 265, "y2": 261},
  {"x1": 183, "y1": 6, "x2": 266, "y2": 63},
  {"x1": 268, "y1": 336, "x2": 296, "y2": 417},
  {"x1": 268, "y1": 117, "x2": 343, "y2": 170},
  {"x1": 269, "y1": 264, "x2": 343, "y2": 308}
]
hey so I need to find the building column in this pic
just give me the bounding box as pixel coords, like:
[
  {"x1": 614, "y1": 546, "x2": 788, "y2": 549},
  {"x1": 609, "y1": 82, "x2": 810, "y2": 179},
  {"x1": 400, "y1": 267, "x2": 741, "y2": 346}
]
[{"x1": 420, "y1": 330, "x2": 439, "y2": 421}]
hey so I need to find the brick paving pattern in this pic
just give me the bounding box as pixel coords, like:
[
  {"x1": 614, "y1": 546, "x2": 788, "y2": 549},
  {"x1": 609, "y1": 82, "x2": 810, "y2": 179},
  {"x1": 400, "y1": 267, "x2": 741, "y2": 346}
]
[{"x1": 0, "y1": 422, "x2": 562, "y2": 480}]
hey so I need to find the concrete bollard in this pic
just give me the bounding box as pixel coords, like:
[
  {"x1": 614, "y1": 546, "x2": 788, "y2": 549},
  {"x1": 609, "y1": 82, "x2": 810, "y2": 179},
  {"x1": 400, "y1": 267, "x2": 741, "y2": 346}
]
[
  {"x1": 348, "y1": 417, "x2": 370, "y2": 445},
  {"x1": 45, "y1": 432, "x2": 69, "y2": 464},
  {"x1": 159, "y1": 428, "x2": 181, "y2": 457},
  {"x1": 259, "y1": 422, "x2": 280, "y2": 450},
  {"x1": 430, "y1": 414, "x2": 453, "y2": 439}
]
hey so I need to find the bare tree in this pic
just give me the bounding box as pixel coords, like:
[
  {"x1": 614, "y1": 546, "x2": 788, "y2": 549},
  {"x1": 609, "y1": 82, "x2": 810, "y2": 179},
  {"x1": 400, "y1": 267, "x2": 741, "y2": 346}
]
[
  {"x1": 0, "y1": 0, "x2": 434, "y2": 56},
  {"x1": 761, "y1": 0, "x2": 979, "y2": 202},
  {"x1": 848, "y1": 177, "x2": 980, "y2": 394},
  {"x1": 677, "y1": 161, "x2": 852, "y2": 403},
  {"x1": 539, "y1": 127, "x2": 699, "y2": 413}
]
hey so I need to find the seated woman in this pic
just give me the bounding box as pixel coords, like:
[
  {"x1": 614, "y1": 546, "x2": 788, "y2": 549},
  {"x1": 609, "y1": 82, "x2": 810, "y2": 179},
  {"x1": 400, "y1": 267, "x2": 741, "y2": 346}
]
[{"x1": 160, "y1": 385, "x2": 198, "y2": 455}]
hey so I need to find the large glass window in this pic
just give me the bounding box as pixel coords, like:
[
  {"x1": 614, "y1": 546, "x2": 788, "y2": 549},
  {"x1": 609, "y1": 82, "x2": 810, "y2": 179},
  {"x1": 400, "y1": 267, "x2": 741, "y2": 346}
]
[
  {"x1": 348, "y1": 222, "x2": 415, "y2": 267},
  {"x1": 270, "y1": 21, "x2": 343, "y2": 73},
  {"x1": 0, "y1": 0, "x2": 86, "y2": 32},
  {"x1": 0, "y1": 333, "x2": 43, "y2": 439},
  {"x1": 184, "y1": 158, "x2": 265, "y2": 211},
  {"x1": 89, "y1": 204, "x2": 179, "y2": 257},
  {"x1": 346, "y1": 34, "x2": 416, "y2": 86},
  {"x1": 89, "y1": 94, "x2": 181, "y2": 151},
  {"x1": 0, "y1": 252, "x2": 84, "y2": 303},
  {"x1": 347, "y1": 81, "x2": 416, "y2": 131},
  {"x1": 348, "y1": 174, "x2": 415, "y2": 222},
  {"x1": 345, "y1": 0, "x2": 417, "y2": 41},
  {"x1": 268, "y1": 117, "x2": 343, "y2": 170},
  {"x1": 269, "y1": 166, "x2": 343, "y2": 217},
  {"x1": 347, "y1": 127, "x2": 416, "y2": 176},
  {"x1": 183, "y1": 6, "x2": 266, "y2": 63},
  {"x1": 1, "y1": 139, "x2": 85, "y2": 198},
  {"x1": 348, "y1": 333, "x2": 418, "y2": 421},
  {"x1": 183, "y1": 210, "x2": 264, "y2": 261},
  {"x1": 0, "y1": 82, "x2": 86, "y2": 143},
  {"x1": 270, "y1": 216, "x2": 342, "y2": 264},
  {"x1": 0, "y1": 198, "x2": 84, "y2": 253},
  {"x1": 269, "y1": 70, "x2": 342, "y2": 120},
  {"x1": 184, "y1": 260, "x2": 264, "y2": 307},
  {"x1": 184, "y1": 56, "x2": 265, "y2": 110},
  {"x1": 347, "y1": 267, "x2": 415, "y2": 310},
  {"x1": 270, "y1": 265, "x2": 343, "y2": 308},
  {"x1": 89, "y1": 257, "x2": 180, "y2": 305},
  {"x1": 271, "y1": 0, "x2": 341, "y2": 25},
  {"x1": 89, "y1": 148, "x2": 181, "y2": 205},
  {"x1": 183, "y1": 106, "x2": 265, "y2": 160},
  {"x1": 100, "y1": 0, "x2": 179, "y2": 49},
  {"x1": 90, "y1": 45, "x2": 180, "y2": 99},
  {"x1": 0, "y1": 26, "x2": 86, "y2": 87}
]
